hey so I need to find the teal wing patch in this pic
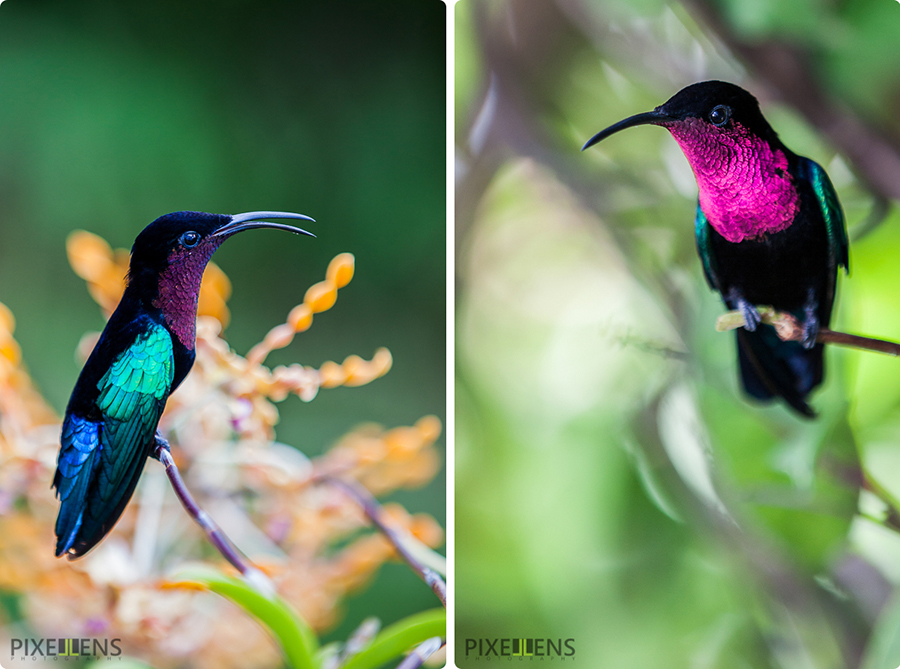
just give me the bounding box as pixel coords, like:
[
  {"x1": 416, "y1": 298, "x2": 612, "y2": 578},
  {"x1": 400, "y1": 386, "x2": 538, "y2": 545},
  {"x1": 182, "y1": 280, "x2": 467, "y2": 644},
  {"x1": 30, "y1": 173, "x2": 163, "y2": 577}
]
[
  {"x1": 97, "y1": 324, "x2": 173, "y2": 417},
  {"x1": 798, "y1": 157, "x2": 849, "y2": 274},
  {"x1": 694, "y1": 203, "x2": 719, "y2": 290},
  {"x1": 91, "y1": 323, "x2": 174, "y2": 521}
]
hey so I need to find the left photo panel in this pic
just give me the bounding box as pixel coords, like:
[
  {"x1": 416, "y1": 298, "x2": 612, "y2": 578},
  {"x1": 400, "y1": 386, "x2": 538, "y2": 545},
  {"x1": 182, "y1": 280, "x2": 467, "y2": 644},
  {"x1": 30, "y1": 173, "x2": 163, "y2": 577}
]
[{"x1": 0, "y1": 1, "x2": 446, "y2": 667}]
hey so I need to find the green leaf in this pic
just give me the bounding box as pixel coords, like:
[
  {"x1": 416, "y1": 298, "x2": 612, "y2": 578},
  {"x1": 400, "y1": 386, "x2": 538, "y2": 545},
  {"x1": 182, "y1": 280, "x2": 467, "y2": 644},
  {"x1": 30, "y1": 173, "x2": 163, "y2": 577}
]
[
  {"x1": 339, "y1": 608, "x2": 445, "y2": 669},
  {"x1": 166, "y1": 564, "x2": 318, "y2": 669}
]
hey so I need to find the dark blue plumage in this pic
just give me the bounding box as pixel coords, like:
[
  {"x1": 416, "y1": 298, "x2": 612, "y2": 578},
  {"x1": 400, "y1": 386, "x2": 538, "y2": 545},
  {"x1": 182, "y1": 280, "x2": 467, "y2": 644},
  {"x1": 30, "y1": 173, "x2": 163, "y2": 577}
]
[
  {"x1": 54, "y1": 210, "x2": 314, "y2": 558},
  {"x1": 584, "y1": 81, "x2": 849, "y2": 416}
]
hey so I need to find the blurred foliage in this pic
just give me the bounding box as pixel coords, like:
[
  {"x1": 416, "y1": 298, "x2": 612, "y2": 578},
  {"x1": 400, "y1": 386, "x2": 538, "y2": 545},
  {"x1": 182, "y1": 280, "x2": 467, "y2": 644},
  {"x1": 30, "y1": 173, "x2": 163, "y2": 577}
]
[
  {"x1": 456, "y1": 0, "x2": 900, "y2": 667},
  {"x1": 0, "y1": 0, "x2": 444, "y2": 660}
]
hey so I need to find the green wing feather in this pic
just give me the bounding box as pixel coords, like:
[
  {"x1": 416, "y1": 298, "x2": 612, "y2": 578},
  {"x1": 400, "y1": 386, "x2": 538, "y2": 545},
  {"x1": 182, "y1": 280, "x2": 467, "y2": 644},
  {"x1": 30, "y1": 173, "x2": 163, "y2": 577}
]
[
  {"x1": 694, "y1": 203, "x2": 720, "y2": 290},
  {"x1": 97, "y1": 324, "x2": 173, "y2": 416},
  {"x1": 55, "y1": 321, "x2": 175, "y2": 556},
  {"x1": 88, "y1": 323, "x2": 174, "y2": 536},
  {"x1": 799, "y1": 156, "x2": 849, "y2": 274}
]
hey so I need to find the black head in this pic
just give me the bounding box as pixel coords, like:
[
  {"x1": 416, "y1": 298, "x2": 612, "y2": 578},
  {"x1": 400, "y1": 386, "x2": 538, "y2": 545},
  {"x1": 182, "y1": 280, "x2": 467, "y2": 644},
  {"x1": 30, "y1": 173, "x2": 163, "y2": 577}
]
[
  {"x1": 582, "y1": 80, "x2": 778, "y2": 150},
  {"x1": 128, "y1": 210, "x2": 315, "y2": 280}
]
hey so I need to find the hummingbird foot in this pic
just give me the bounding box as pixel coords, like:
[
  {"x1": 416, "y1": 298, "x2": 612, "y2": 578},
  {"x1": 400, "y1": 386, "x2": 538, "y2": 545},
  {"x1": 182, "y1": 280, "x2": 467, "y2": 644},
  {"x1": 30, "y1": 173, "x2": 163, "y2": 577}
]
[
  {"x1": 801, "y1": 292, "x2": 820, "y2": 350},
  {"x1": 728, "y1": 289, "x2": 761, "y2": 332},
  {"x1": 151, "y1": 431, "x2": 171, "y2": 461},
  {"x1": 801, "y1": 320, "x2": 820, "y2": 349}
]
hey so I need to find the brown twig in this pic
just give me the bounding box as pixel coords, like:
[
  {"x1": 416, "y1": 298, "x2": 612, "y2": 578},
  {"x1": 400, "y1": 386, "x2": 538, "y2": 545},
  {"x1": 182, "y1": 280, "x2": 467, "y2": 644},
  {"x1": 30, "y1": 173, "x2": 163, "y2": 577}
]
[
  {"x1": 716, "y1": 306, "x2": 900, "y2": 356},
  {"x1": 154, "y1": 435, "x2": 273, "y2": 594},
  {"x1": 320, "y1": 476, "x2": 447, "y2": 607}
]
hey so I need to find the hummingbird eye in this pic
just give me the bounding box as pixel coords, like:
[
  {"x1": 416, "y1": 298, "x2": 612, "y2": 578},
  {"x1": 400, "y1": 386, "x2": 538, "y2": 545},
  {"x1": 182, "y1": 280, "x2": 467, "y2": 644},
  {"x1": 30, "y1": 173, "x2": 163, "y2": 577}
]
[
  {"x1": 709, "y1": 105, "x2": 731, "y2": 127},
  {"x1": 179, "y1": 231, "x2": 201, "y2": 248}
]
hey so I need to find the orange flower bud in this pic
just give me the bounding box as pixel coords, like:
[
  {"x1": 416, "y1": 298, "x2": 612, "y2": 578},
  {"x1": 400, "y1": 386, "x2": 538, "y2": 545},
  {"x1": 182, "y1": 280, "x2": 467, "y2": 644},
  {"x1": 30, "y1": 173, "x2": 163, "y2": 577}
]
[
  {"x1": 0, "y1": 337, "x2": 21, "y2": 365},
  {"x1": 0, "y1": 302, "x2": 15, "y2": 335},
  {"x1": 409, "y1": 513, "x2": 444, "y2": 547},
  {"x1": 304, "y1": 281, "x2": 337, "y2": 313},
  {"x1": 326, "y1": 253, "x2": 355, "y2": 288},
  {"x1": 288, "y1": 304, "x2": 313, "y2": 332},
  {"x1": 245, "y1": 343, "x2": 268, "y2": 367},
  {"x1": 201, "y1": 261, "x2": 232, "y2": 300},
  {"x1": 415, "y1": 415, "x2": 442, "y2": 443},
  {"x1": 373, "y1": 347, "x2": 393, "y2": 373},
  {"x1": 319, "y1": 361, "x2": 346, "y2": 388},
  {"x1": 263, "y1": 323, "x2": 296, "y2": 351},
  {"x1": 66, "y1": 231, "x2": 114, "y2": 282}
]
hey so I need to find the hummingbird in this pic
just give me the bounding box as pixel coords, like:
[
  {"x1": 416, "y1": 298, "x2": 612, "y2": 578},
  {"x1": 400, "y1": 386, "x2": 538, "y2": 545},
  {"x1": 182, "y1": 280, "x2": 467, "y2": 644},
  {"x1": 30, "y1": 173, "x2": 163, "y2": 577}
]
[
  {"x1": 583, "y1": 81, "x2": 849, "y2": 417},
  {"x1": 53, "y1": 210, "x2": 315, "y2": 558}
]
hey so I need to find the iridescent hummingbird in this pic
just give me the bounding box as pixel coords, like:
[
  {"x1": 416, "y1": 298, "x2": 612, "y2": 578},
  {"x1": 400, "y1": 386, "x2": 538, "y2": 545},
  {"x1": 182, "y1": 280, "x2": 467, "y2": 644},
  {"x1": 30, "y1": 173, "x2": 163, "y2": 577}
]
[
  {"x1": 53, "y1": 210, "x2": 314, "y2": 557},
  {"x1": 583, "y1": 81, "x2": 849, "y2": 417}
]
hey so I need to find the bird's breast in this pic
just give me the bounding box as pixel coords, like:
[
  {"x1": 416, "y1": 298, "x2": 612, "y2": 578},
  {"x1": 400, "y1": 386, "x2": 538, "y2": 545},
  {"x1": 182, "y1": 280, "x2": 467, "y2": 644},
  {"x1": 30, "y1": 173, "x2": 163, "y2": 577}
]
[
  {"x1": 669, "y1": 119, "x2": 800, "y2": 243},
  {"x1": 151, "y1": 252, "x2": 208, "y2": 348}
]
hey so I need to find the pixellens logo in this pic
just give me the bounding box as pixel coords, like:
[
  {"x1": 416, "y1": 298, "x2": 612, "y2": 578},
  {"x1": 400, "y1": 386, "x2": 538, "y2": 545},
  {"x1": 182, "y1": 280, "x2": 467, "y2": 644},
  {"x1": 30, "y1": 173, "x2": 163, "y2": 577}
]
[
  {"x1": 8, "y1": 638, "x2": 122, "y2": 662},
  {"x1": 464, "y1": 638, "x2": 575, "y2": 660}
]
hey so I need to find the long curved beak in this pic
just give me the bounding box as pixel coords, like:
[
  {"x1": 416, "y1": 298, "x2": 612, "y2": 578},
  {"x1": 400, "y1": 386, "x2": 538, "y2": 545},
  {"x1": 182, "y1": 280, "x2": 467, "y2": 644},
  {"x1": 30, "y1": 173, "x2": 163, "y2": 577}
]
[
  {"x1": 581, "y1": 110, "x2": 672, "y2": 151},
  {"x1": 213, "y1": 211, "x2": 316, "y2": 238}
]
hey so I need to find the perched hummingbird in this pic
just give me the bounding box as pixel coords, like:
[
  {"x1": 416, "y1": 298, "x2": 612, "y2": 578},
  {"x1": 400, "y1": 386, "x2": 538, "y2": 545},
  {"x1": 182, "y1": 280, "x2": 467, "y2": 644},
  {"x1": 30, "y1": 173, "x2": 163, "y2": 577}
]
[
  {"x1": 53, "y1": 210, "x2": 314, "y2": 558},
  {"x1": 583, "y1": 81, "x2": 849, "y2": 417}
]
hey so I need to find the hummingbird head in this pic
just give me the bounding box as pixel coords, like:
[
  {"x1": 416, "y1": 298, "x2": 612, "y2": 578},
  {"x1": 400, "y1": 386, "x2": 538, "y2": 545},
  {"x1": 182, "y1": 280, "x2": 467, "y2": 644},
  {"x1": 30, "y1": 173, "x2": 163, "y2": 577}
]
[
  {"x1": 583, "y1": 81, "x2": 798, "y2": 243},
  {"x1": 130, "y1": 210, "x2": 315, "y2": 275},
  {"x1": 583, "y1": 81, "x2": 778, "y2": 151},
  {"x1": 128, "y1": 210, "x2": 315, "y2": 345}
]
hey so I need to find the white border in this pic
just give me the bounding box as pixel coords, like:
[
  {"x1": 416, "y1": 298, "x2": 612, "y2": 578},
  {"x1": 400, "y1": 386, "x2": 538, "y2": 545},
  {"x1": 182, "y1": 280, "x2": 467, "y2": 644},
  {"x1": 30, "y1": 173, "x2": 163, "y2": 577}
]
[{"x1": 444, "y1": 1, "x2": 457, "y2": 666}]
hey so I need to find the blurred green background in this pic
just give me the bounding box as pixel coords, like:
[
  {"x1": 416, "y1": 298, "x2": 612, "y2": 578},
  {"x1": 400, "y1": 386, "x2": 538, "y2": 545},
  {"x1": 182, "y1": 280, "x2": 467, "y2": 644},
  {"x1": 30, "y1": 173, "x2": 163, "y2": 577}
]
[
  {"x1": 456, "y1": 0, "x2": 900, "y2": 667},
  {"x1": 0, "y1": 0, "x2": 444, "y2": 646}
]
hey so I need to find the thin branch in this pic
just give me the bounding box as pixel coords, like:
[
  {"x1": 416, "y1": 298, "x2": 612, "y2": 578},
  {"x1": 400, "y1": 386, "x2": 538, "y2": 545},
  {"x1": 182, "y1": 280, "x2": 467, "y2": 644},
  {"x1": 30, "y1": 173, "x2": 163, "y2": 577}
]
[
  {"x1": 319, "y1": 475, "x2": 447, "y2": 607},
  {"x1": 861, "y1": 471, "x2": 900, "y2": 534},
  {"x1": 613, "y1": 329, "x2": 690, "y2": 361},
  {"x1": 154, "y1": 436, "x2": 274, "y2": 595},
  {"x1": 716, "y1": 306, "x2": 900, "y2": 356},
  {"x1": 394, "y1": 638, "x2": 444, "y2": 669}
]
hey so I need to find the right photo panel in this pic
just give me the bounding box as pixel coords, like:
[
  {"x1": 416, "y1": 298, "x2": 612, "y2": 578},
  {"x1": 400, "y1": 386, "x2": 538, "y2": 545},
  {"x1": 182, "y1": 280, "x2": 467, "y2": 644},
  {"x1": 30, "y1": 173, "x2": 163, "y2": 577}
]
[{"x1": 455, "y1": 0, "x2": 900, "y2": 666}]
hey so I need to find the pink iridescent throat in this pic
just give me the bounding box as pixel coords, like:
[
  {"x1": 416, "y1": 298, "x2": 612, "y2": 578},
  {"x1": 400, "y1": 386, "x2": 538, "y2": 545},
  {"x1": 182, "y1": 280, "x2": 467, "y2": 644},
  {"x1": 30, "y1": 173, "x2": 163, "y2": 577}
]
[
  {"x1": 152, "y1": 241, "x2": 223, "y2": 347},
  {"x1": 665, "y1": 118, "x2": 798, "y2": 243}
]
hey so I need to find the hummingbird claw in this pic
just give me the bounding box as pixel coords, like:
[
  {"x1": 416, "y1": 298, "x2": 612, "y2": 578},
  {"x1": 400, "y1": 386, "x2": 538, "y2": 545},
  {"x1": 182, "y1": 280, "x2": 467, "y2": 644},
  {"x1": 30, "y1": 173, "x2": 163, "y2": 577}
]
[
  {"x1": 801, "y1": 320, "x2": 819, "y2": 349},
  {"x1": 151, "y1": 432, "x2": 171, "y2": 461},
  {"x1": 737, "y1": 297, "x2": 761, "y2": 332},
  {"x1": 726, "y1": 288, "x2": 761, "y2": 332},
  {"x1": 802, "y1": 293, "x2": 819, "y2": 349},
  {"x1": 741, "y1": 304, "x2": 761, "y2": 331}
]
